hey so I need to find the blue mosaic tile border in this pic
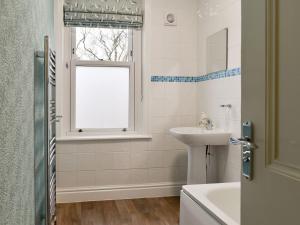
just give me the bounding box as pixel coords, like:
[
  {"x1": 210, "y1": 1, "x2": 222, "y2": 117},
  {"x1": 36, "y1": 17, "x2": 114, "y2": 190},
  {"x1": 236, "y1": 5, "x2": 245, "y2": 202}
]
[
  {"x1": 151, "y1": 67, "x2": 241, "y2": 83},
  {"x1": 151, "y1": 76, "x2": 199, "y2": 83}
]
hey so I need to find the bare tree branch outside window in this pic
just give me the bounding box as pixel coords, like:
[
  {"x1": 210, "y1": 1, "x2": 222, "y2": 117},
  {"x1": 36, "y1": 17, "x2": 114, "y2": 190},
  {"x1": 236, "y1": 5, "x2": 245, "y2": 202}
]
[{"x1": 75, "y1": 27, "x2": 129, "y2": 62}]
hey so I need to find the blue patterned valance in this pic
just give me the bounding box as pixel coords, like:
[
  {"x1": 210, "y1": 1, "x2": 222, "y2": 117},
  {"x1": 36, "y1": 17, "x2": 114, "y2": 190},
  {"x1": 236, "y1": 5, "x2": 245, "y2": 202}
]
[{"x1": 64, "y1": 0, "x2": 144, "y2": 29}]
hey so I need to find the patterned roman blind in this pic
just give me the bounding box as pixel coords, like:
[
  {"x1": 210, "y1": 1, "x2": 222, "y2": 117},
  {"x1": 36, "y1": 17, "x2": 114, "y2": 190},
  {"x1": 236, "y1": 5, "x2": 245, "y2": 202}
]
[{"x1": 64, "y1": 0, "x2": 143, "y2": 29}]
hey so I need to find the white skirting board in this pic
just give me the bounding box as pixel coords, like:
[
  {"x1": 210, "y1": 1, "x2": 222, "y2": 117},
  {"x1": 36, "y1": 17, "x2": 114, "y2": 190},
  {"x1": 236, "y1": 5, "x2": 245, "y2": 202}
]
[{"x1": 56, "y1": 182, "x2": 185, "y2": 203}]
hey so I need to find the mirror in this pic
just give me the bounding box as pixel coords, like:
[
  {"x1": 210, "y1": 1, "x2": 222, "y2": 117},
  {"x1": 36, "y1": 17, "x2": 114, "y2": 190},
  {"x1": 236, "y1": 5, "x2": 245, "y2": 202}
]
[{"x1": 206, "y1": 28, "x2": 228, "y2": 73}]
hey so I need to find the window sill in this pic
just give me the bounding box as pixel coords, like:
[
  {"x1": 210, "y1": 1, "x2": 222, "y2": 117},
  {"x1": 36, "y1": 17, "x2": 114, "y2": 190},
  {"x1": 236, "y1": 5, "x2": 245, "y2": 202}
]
[{"x1": 56, "y1": 133, "x2": 152, "y2": 142}]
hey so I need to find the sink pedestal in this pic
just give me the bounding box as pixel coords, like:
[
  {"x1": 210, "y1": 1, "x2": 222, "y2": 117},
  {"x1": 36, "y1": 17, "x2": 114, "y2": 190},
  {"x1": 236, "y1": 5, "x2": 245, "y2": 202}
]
[
  {"x1": 187, "y1": 146, "x2": 207, "y2": 184},
  {"x1": 169, "y1": 127, "x2": 231, "y2": 185}
]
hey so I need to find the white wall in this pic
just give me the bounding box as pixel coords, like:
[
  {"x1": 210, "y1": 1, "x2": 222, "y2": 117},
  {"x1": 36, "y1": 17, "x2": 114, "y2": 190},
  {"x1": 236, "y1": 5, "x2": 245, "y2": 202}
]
[
  {"x1": 56, "y1": 0, "x2": 199, "y2": 203},
  {"x1": 56, "y1": 0, "x2": 242, "y2": 203},
  {"x1": 197, "y1": 0, "x2": 241, "y2": 182}
]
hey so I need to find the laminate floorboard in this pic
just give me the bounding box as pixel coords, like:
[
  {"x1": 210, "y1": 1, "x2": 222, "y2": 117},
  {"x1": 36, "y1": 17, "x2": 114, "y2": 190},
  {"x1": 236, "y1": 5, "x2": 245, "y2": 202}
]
[{"x1": 57, "y1": 197, "x2": 180, "y2": 225}]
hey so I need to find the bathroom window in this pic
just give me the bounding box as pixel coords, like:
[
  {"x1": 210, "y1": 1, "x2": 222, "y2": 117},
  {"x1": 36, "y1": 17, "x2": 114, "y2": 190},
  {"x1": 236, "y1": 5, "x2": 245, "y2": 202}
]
[{"x1": 70, "y1": 27, "x2": 140, "y2": 133}]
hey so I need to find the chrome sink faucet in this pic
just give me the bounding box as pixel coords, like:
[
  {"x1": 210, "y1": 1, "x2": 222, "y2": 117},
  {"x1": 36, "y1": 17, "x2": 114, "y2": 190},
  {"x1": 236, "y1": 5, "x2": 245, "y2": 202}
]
[{"x1": 220, "y1": 104, "x2": 232, "y2": 108}]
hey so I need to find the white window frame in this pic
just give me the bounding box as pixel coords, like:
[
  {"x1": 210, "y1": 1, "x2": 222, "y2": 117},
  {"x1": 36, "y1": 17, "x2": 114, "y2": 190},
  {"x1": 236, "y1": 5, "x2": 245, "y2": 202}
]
[{"x1": 69, "y1": 27, "x2": 139, "y2": 134}]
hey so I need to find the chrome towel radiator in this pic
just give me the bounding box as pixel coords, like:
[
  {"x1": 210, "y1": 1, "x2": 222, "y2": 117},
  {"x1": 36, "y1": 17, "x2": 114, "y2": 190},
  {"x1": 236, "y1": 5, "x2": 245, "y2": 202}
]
[
  {"x1": 34, "y1": 36, "x2": 56, "y2": 225},
  {"x1": 44, "y1": 36, "x2": 57, "y2": 225}
]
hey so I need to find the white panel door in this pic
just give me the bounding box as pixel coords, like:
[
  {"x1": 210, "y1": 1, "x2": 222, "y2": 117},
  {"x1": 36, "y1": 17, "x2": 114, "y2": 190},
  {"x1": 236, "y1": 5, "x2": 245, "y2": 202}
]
[{"x1": 242, "y1": 0, "x2": 300, "y2": 224}]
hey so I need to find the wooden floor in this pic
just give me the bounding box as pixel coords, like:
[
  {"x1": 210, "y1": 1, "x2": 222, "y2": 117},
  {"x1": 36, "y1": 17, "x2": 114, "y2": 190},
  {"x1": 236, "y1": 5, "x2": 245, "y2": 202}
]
[{"x1": 57, "y1": 197, "x2": 180, "y2": 225}]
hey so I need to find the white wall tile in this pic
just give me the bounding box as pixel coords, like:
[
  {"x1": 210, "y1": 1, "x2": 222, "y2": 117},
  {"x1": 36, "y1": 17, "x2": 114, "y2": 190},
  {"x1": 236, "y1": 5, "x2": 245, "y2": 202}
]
[
  {"x1": 149, "y1": 134, "x2": 170, "y2": 151},
  {"x1": 150, "y1": 97, "x2": 167, "y2": 117},
  {"x1": 228, "y1": 45, "x2": 241, "y2": 68},
  {"x1": 163, "y1": 150, "x2": 188, "y2": 167},
  {"x1": 56, "y1": 153, "x2": 76, "y2": 172},
  {"x1": 96, "y1": 170, "x2": 131, "y2": 186},
  {"x1": 113, "y1": 152, "x2": 131, "y2": 169},
  {"x1": 148, "y1": 168, "x2": 167, "y2": 183},
  {"x1": 101, "y1": 152, "x2": 130, "y2": 170},
  {"x1": 77, "y1": 171, "x2": 96, "y2": 187},
  {"x1": 179, "y1": 115, "x2": 197, "y2": 127},
  {"x1": 147, "y1": 151, "x2": 164, "y2": 168},
  {"x1": 130, "y1": 140, "x2": 149, "y2": 151},
  {"x1": 165, "y1": 167, "x2": 188, "y2": 182},
  {"x1": 57, "y1": 171, "x2": 77, "y2": 188},
  {"x1": 151, "y1": 116, "x2": 181, "y2": 134},
  {"x1": 150, "y1": 83, "x2": 166, "y2": 98},
  {"x1": 101, "y1": 141, "x2": 131, "y2": 152},
  {"x1": 164, "y1": 97, "x2": 181, "y2": 117},
  {"x1": 130, "y1": 150, "x2": 148, "y2": 169},
  {"x1": 164, "y1": 168, "x2": 179, "y2": 182},
  {"x1": 176, "y1": 166, "x2": 188, "y2": 182},
  {"x1": 76, "y1": 153, "x2": 97, "y2": 171},
  {"x1": 56, "y1": 143, "x2": 77, "y2": 154},
  {"x1": 130, "y1": 169, "x2": 149, "y2": 184},
  {"x1": 75, "y1": 142, "x2": 97, "y2": 153},
  {"x1": 166, "y1": 134, "x2": 187, "y2": 150}
]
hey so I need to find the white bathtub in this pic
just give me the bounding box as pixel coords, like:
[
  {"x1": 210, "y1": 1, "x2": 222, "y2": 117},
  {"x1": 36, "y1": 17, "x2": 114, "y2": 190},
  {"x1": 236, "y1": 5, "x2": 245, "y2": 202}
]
[{"x1": 180, "y1": 182, "x2": 240, "y2": 225}]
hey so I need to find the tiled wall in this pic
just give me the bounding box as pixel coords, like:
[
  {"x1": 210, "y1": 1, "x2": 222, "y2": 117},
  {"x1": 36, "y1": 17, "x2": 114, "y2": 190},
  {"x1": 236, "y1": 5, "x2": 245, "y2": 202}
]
[
  {"x1": 56, "y1": 0, "x2": 199, "y2": 201},
  {"x1": 56, "y1": 0, "x2": 241, "y2": 202},
  {"x1": 57, "y1": 136, "x2": 190, "y2": 187},
  {"x1": 197, "y1": 0, "x2": 241, "y2": 182}
]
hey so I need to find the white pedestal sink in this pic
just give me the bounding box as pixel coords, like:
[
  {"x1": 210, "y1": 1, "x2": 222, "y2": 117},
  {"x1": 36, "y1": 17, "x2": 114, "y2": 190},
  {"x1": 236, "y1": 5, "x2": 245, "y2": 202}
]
[{"x1": 170, "y1": 127, "x2": 231, "y2": 184}]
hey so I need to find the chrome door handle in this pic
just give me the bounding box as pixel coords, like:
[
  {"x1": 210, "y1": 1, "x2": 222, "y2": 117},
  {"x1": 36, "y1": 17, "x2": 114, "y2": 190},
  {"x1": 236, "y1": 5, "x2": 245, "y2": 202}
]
[
  {"x1": 229, "y1": 121, "x2": 256, "y2": 180},
  {"x1": 242, "y1": 150, "x2": 253, "y2": 164},
  {"x1": 229, "y1": 137, "x2": 257, "y2": 149}
]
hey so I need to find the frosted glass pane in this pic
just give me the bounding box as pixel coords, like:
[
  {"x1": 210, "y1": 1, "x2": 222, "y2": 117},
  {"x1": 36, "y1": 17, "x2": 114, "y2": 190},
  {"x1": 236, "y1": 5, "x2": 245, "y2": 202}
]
[{"x1": 76, "y1": 66, "x2": 130, "y2": 129}]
